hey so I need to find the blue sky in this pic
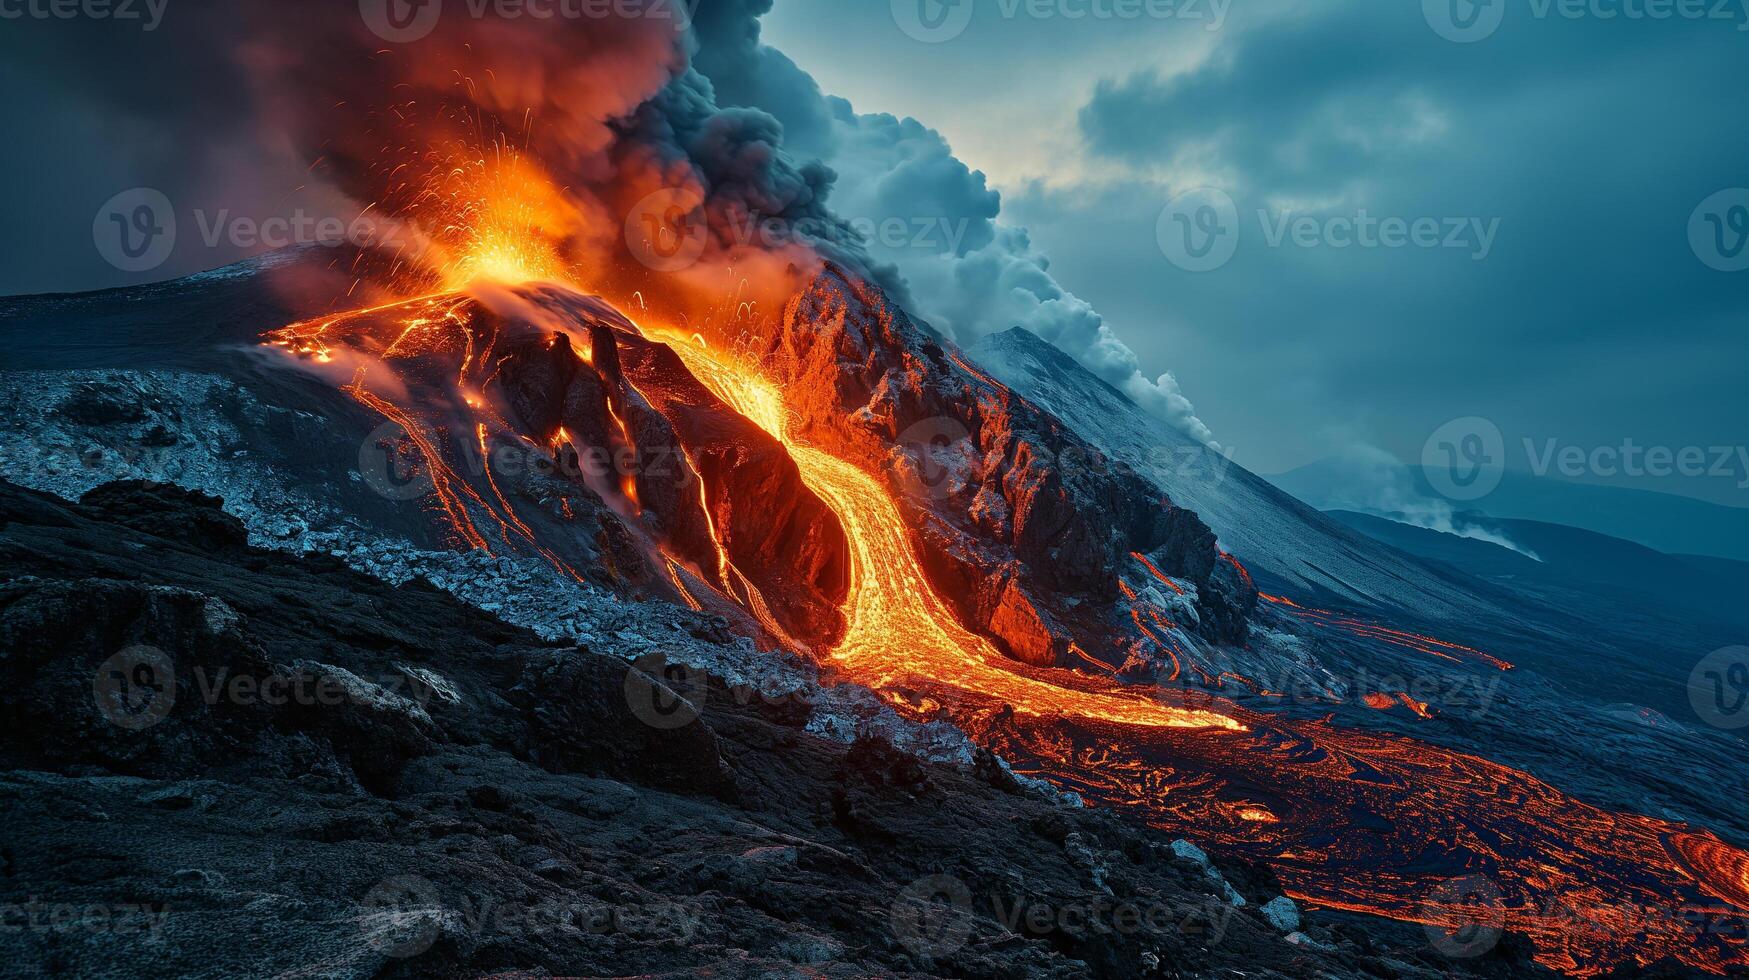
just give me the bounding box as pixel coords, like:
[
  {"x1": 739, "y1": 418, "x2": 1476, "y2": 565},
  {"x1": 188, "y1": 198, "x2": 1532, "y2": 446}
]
[{"x1": 758, "y1": 0, "x2": 1749, "y2": 502}]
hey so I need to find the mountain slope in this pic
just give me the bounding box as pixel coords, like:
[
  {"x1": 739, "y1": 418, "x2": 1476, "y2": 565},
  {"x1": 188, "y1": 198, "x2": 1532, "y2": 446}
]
[
  {"x1": 3, "y1": 477, "x2": 1407, "y2": 979},
  {"x1": 967, "y1": 327, "x2": 1518, "y2": 627},
  {"x1": 1329, "y1": 509, "x2": 1749, "y2": 652}
]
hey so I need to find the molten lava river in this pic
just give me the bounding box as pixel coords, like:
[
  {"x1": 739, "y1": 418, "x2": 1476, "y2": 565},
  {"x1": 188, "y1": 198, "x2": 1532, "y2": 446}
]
[
  {"x1": 650, "y1": 330, "x2": 1749, "y2": 976},
  {"x1": 273, "y1": 286, "x2": 1749, "y2": 976}
]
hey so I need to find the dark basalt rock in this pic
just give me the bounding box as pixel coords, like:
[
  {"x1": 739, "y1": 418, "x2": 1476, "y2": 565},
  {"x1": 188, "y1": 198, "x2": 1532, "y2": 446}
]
[
  {"x1": 0, "y1": 476, "x2": 1509, "y2": 979},
  {"x1": 510, "y1": 647, "x2": 734, "y2": 798},
  {"x1": 615, "y1": 332, "x2": 851, "y2": 647},
  {"x1": 496, "y1": 328, "x2": 583, "y2": 440},
  {"x1": 55, "y1": 378, "x2": 148, "y2": 425},
  {"x1": 471, "y1": 299, "x2": 847, "y2": 646},
  {"x1": 78, "y1": 481, "x2": 250, "y2": 555}
]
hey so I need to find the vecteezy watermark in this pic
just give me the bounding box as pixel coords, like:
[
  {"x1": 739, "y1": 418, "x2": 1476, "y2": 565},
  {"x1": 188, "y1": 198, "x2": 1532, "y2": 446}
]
[
  {"x1": 360, "y1": 0, "x2": 699, "y2": 43},
  {"x1": 1423, "y1": 883, "x2": 1748, "y2": 958},
  {"x1": 889, "y1": 873, "x2": 1239, "y2": 958},
  {"x1": 623, "y1": 653, "x2": 708, "y2": 730},
  {"x1": 1157, "y1": 188, "x2": 1241, "y2": 274},
  {"x1": 890, "y1": 874, "x2": 977, "y2": 957},
  {"x1": 624, "y1": 188, "x2": 710, "y2": 275},
  {"x1": 1258, "y1": 210, "x2": 1501, "y2": 260},
  {"x1": 93, "y1": 645, "x2": 177, "y2": 731},
  {"x1": 1522, "y1": 437, "x2": 1749, "y2": 488},
  {"x1": 93, "y1": 649, "x2": 456, "y2": 728},
  {"x1": 93, "y1": 188, "x2": 413, "y2": 274},
  {"x1": 1158, "y1": 192, "x2": 1502, "y2": 272},
  {"x1": 1688, "y1": 646, "x2": 1749, "y2": 730},
  {"x1": 891, "y1": 0, "x2": 1230, "y2": 44},
  {"x1": 0, "y1": 897, "x2": 171, "y2": 939},
  {"x1": 360, "y1": 874, "x2": 698, "y2": 958},
  {"x1": 359, "y1": 420, "x2": 440, "y2": 501},
  {"x1": 889, "y1": 413, "x2": 1236, "y2": 503},
  {"x1": 93, "y1": 189, "x2": 176, "y2": 274},
  {"x1": 1422, "y1": 418, "x2": 1749, "y2": 502},
  {"x1": 357, "y1": 417, "x2": 694, "y2": 503},
  {"x1": 1422, "y1": 0, "x2": 1510, "y2": 41},
  {"x1": 1425, "y1": 0, "x2": 1749, "y2": 43},
  {"x1": 1211, "y1": 665, "x2": 1508, "y2": 719},
  {"x1": 189, "y1": 666, "x2": 453, "y2": 711},
  {"x1": 360, "y1": 874, "x2": 446, "y2": 958},
  {"x1": 190, "y1": 209, "x2": 408, "y2": 255},
  {"x1": 895, "y1": 416, "x2": 976, "y2": 501},
  {"x1": 623, "y1": 190, "x2": 981, "y2": 274},
  {"x1": 0, "y1": 0, "x2": 168, "y2": 30},
  {"x1": 1690, "y1": 188, "x2": 1749, "y2": 273},
  {"x1": 1542, "y1": 898, "x2": 1748, "y2": 947},
  {"x1": 1422, "y1": 416, "x2": 1507, "y2": 502},
  {"x1": 1422, "y1": 876, "x2": 1506, "y2": 958}
]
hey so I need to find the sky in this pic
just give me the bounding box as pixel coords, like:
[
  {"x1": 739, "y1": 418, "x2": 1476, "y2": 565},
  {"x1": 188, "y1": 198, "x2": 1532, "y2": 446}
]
[
  {"x1": 756, "y1": 0, "x2": 1749, "y2": 505},
  {"x1": 2, "y1": 0, "x2": 1746, "y2": 506}
]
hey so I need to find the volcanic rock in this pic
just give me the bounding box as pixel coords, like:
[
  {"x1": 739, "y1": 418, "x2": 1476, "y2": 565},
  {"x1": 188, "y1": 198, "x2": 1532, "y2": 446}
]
[
  {"x1": 752, "y1": 266, "x2": 1256, "y2": 664},
  {"x1": 0, "y1": 476, "x2": 1508, "y2": 978}
]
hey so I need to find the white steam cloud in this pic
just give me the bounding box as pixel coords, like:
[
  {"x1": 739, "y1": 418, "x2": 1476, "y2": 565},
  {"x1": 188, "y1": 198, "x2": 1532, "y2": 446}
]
[
  {"x1": 1316, "y1": 444, "x2": 1541, "y2": 560},
  {"x1": 686, "y1": 0, "x2": 1216, "y2": 445}
]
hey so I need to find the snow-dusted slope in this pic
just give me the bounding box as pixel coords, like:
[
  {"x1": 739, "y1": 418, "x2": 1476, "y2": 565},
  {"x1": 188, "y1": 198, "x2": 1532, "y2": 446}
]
[{"x1": 968, "y1": 327, "x2": 1507, "y2": 623}]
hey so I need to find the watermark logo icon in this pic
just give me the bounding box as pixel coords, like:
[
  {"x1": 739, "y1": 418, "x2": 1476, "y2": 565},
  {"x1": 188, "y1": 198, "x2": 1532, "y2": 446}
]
[
  {"x1": 1423, "y1": 416, "x2": 1505, "y2": 501},
  {"x1": 360, "y1": 874, "x2": 444, "y2": 958},
  {"x1": 93, "y1": 645, "x2": 176, "y2": 731},
  {"x1": 890, "y1": 874, "x2": 975, "y2": 958},
  {"x1": 895, "y1": 416, "x2": 974, "y2": 501},
  {"x1": 893, "y1": 0, "x2": 975, "y2": 42},
  {"x1": 1424, "y1": 0, "x2": 1505, "y2": 42},
  {"x1": 1157, "y1": 188, "x2": 1239, "y2": 272},
  {"x1": 358, "y1": 420, "x2": 438, "y2": 501},
  {"x1": 94, "y1": 188, "x2": 175, "y2": 273},
  {"x1": 624, "y1": 653, "x2": 707, "y2": 730},
  {"x1": 1423, "y1": 875, "x2": 1506, "y2": 958},
  {"x1": 361, "y1": 0, "x2": 444, "y2": 42},
  {"x1": 1689, "y1": 646, "x2": 1749, "y2": 730},
  {"x1": 625, "y1": 188, "x2": 709, "y2": 274},
  {"x1": 1689, "y1": 189, "x2": 1749, "y2": 273}
]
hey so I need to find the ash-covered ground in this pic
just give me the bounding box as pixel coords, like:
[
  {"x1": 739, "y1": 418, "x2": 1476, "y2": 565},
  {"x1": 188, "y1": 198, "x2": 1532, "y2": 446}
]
[{"x1": 0, "y1": 477, "x2": 1564, "y2": 979}]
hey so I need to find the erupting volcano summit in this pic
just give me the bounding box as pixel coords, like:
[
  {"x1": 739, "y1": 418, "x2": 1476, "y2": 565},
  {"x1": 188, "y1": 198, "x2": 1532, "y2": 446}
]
[{"x1": 3, "y1": 1, "x2": 1747, "y2": 977}]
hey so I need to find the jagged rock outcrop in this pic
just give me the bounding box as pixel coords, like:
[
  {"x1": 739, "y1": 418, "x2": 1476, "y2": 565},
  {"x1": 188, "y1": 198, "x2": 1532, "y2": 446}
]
[
  {"x1": 276, "y1": 286, "x2": 851, "y2": 647},
  {"x1": 481, "y1": 291, "x2": 850, "y2": 646},
  {"x1": 614, "y1": 331, "x2": 851, "y2": 646},
  {"x1": 749, "y1": 267, "x2": 1256, "y2": 666}
]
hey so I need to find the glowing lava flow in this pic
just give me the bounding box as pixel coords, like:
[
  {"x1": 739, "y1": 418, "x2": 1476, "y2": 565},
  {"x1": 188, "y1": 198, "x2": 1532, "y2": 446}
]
[
  {"x1": 648, "y1": 330, "x2": 1243, "y2": 732},
  {"x1": 635, "y1": 326, "x2": 1749, "y2": 976},
  {"x1": 273, "y1": 276, "x2": 1747, "y2": 974},
  {"x1": 1261, "y1": 592, "x2": 1516, "y2": 671}
]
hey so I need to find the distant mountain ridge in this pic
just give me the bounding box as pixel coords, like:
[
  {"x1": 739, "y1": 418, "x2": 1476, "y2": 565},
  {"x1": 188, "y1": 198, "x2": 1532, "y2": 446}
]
[
  {"x1": 1271, "y1": 456, "x2": 1749, "y2": 562},
  {"x1": 1327, "y1": 509, "x2": 1749, "y2": 637}
]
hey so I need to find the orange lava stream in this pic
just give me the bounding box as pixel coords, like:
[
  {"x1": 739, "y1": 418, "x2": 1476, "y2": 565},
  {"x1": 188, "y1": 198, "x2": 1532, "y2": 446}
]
[
  {"x1": 637, "y1": 326, "x2": 1749, "y2": 975},
  {"x1": 272, "y1": 276, "x2": 1747, "y2": 974},
  {"x1": 1261, "y1": 593, "x2": 1515, "y2": 671},
  {"x1": 272, "y1": 297, "x2": 587, "y2": 583},
  {"x1": 648, "y1": 330, "x2": 1243, "y2": 732}
]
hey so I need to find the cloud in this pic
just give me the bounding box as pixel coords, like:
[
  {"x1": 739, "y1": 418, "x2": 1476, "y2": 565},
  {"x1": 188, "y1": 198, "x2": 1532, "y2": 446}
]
[
  {"x1": 1310, "y1": 444, "x2": 1539, "y2": 559},
  {"x1": 687, "y1": 0, "x2": 1218, "y2": 445}
]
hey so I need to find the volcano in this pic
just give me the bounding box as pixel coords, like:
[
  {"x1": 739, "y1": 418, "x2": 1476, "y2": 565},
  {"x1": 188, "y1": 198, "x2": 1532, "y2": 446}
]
[{"x1": 3, "y1": 247, "x2": 1747, "y2": 977}]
